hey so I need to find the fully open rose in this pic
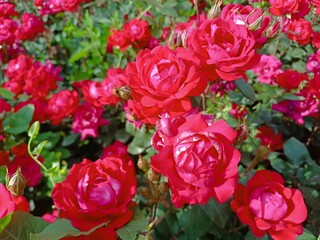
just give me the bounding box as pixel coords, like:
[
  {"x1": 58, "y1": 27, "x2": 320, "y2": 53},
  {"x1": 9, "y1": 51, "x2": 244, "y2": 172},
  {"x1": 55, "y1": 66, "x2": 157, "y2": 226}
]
[
  {"x1": 231, "y1": 170, "x2": 307, "y2": 240},
  {"x1": 52, "y1": 157, "x2": 137, "y2": 239},
  {"x1": 151, "y1": 112, "x2": 241, "y2": 207},
  {"x1": 126, "y1": 45, "x2": 207, "y2": 124}
]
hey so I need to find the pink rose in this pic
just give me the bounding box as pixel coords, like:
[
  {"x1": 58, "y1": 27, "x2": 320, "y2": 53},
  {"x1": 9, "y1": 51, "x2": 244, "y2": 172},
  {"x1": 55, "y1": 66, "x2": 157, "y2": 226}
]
[
  {"x1": 72, "y1": 102, "x2": 108, "y2": 140},
  {"x1": 231, "y1": 170, "x2": 307, "y2": 240},
  {"x1": 151, "y1": 112, "x2": 241, "y2": 207}
]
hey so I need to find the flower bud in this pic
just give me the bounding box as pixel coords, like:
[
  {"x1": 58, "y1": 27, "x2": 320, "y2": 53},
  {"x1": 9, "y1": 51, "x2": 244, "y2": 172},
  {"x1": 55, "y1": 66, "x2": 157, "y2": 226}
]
[
  {"x1": 235, "y1": 118, "x2": 249, "y2": 145},
  {"x1": 207, "y1": 0, "x2": 223, "y2": 19},
  {"x1": 247, "y1": 12, "x2": 265, "y2": 31},
  {"x1": 158, "y1": 182, "x2": 169, "y2": 194},
  {"x1": 147, "y1": 168, "x2": 160, "y2": 182},
  {"x1": 137, "y1": 155, "x2": 149, "y2": 172},
  {"x1": 265, "y1": 20, "x2": 281, "y2": 39},
  {"x1": 113, "y1": 86, "x2": 132, "y2": 100},
  {"x1": 6, "y1": 167, "x2": 27, "y2": 196},
  {"x1": 167, "y1": 31, "x2": 181, "y2": 50}
]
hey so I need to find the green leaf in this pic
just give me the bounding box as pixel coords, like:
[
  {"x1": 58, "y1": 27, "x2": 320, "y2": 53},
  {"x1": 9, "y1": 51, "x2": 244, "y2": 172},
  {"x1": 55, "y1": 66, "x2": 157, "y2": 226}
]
[
  {"x1": 0, "y1": 213, "x2": 12, "y2": 234},
  {"x1": 2, "y1": 104, "x2": 34, "y2": 134},
  {"x1": 179, "y1": 206, "x2": 212, "y2": 239},
  {"x1": 234, "y1": 79, "x2": 256, "y2": 102},
  {"x1": 28, "y1": 121, "x2": 40, "y2": 140},
  {"x1": 296, "y1": 228, "x2": 317, "y2": 240},
  {"x1": 117, "y1": 207, "x2": 148, "y2": 240},
  {"x1": 0, "y1": 88, "x2": 14, "y2": 100},
  {"x1": 283, "y1": 137, "x2": 311, "y2": 166},
  {"x1": 244, "y1": 231, "x2": 269, "y2": 240},
  {"x1": 32, "y1": 140, "x2": 48, "y2": 156},
  {"x1": 31, "y1": 219, "x2": 108, "y2": 240},
  {"x1": 61, "y1": 133, "x2": 79, "y2": 147},
  {"x1": 0, "y1": 211, "x2": 49, "y2": 240},
  {"x1": 199, "y1": 198, "x2": 230, "y2": 228}
]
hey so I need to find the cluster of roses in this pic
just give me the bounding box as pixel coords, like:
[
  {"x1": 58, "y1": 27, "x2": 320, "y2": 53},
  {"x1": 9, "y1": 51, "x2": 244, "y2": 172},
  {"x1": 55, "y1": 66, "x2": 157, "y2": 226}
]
[
  {"x1": 107, "y1": 18, "x2": 159, "y2": 52},
  {"x1": 0, "y1": 2, "x2": 44, "y2": 62},
  {"x1": 34, "y1": 0, "x2": 92, "y2": 15}
]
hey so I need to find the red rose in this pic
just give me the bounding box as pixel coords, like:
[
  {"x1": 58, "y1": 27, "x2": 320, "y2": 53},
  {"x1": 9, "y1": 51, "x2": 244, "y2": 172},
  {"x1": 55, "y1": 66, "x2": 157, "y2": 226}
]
[
  {"x1": 275, "y1": 69, "x2": 308, "y2": 91},
  {"x1": 188, "y1": 18, "x2": 260, "y2": 81},
  {"x1": 269, "y1": 0, "x2": 309, "y2": 19},
  {"x1": 0, "y1": 17, "x2": 18, "y2": 45},
  {"x1": 108, "y1": 29, "x2": 131, "y2": 51},
  {"x1": 285, "y1": 18, "x2": 313, "y2": 45},
  {"x1": 17, "y1": 13, "x2": 45, "y2": 41},
  {"x1": 126, "y1": 45, "x2": 208, "y2": 124},
  {"x1": 231, "y1": 170, "x2": 307, "y2": 240},
  {"x1": 47, "y1": 90, "x2": 79, "y2": 125},
  {"x1": 101, "y1": 140, "x2": 131, "y2": 162},
  {"x1": 0, "y1": 150, "x2": 9, "y2": 166},
  {"x1": 0, "y1": 3, "x2": 18, "y2": 18},
  {"x1": 123, "y1": 19, "x2": 151, "y2": 49},
  {"x1": 221, "y1": 4, "x2": 271, "y2": 48},
  {"x1": 256, "y1": 125, "x2": 284, "y2": 151},
  {"x1": 0, "y1": 183, "x2": 29, "y2": 218},
  {"x1": 151, "y1": 112, "x2": 241, "y2": 207},
  {"x1": 52, "y1": 157, "x2": 137, "y2": 239}
]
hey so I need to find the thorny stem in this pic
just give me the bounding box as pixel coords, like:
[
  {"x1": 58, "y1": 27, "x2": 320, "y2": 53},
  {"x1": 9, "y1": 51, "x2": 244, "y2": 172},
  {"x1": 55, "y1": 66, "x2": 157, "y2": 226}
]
[{"x1": 306, "y1": 121, "x2": 319, "y2": 146}]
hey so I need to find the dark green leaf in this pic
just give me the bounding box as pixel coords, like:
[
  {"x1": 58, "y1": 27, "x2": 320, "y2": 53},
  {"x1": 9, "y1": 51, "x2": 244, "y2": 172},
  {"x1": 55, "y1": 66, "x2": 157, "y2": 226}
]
[
  {"x1": 234, "y1": 79, "x2": 256, "y2": 102},
  {"x1": 283, "y1": 137, "x2": 311, "y2": 166},
  {"x1": 179, "y1": 206, "x2": 212, "y2": 239},
  {"x1": 245, "y1": 231, "x2": 269, "y2": 240},
  {"x1": 2, "y1": 105, "x2": 34, "y2": 134},
  {"x1": 31, "y1": 219, "x2": 108, "y2": 240},
  {"x1": 200, "y1": 198, "x2": 230, "y2": 228},
  {"x1": 117, "y1": 207, "x2": 148, "y2": 240},
  {"x1": 0, "y1": 211, "x2": 49, "y2": 240}
]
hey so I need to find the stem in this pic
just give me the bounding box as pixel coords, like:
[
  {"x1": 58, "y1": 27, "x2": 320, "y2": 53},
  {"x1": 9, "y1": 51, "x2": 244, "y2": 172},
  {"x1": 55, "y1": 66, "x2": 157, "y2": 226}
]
[
  {"x1": 27, "y1": 139, "x2": 55, "y2": 186},
  {"x1": 137, "y1": 5, "x2": 152, "y2": 20}
]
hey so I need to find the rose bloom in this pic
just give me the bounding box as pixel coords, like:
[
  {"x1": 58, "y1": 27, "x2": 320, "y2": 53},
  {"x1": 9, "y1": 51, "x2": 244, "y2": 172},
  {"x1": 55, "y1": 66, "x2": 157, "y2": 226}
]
[
  {"x1": 269, "y1": 0, "x2": 309, "y2": 19},
  {"x1": 275, "y1": 69, "x2": 308, "y2": 91},
  {"x1": 252, "y1": 54, "x2": 283, "y2": 85},
  {"x1": 72, "y1": 102, "x2": 108, "y2": 140},
  {"x1": 52, "y1": 157, "x2": 137, "y2": 239},
  {"x1": 126, "y1": 45, "x2": 207, "y2": 124},
  {"x1": 0, "y1": 3, "x2": 18, "y2": 18},
  {"x1": 221, "y1": 4, "x2": 271, "y2": 48},
  {"x1": 0, "y1": 184, "x2": 29, "y2": 218},
  {"x1": 231, "y1": 170, "x2": 307, "y2": 240},
  {"x1": 107, "y1": 29, "x2": 131, "y2": 52},
  {"x1": 24, "y1": 61, "x2": 61, "y2": 99},
  {"x1": 0, "y1": 17, "x2": 18, "y2": 45},
  {"x1": 47, "y1": 90, "x2": 79, "y2": 125},
  {"x1": 123, "y1": 18, "x2": 151, "y2": 49},
  {"x1": 306, "y1": 73, "x2": 320, "y2": 99},
  {"x1": 42, "y1": 209, "x2": 58, "y2": 223},
  {"x1": 285, "y1": 18, "x2": 313, "y2": 45},
  {"x1": 17, "y1": 13, "x2": 45, "y2": 41},
  {"x1": 188, "y1": 18, "x2": 261, "y2": 81},
  {"x1": 272, "y1": 93, "x2": 319, "y2": 124},
  {"x1": 306, "y1": 50, "x2": 320, "y2": 74},
  {"x1": 256, "y1": 125, "x2": 284, "y2": 151},
  {"x1": 101, "y1": 141, "x2": 131, "y2": 162},
  {"x1": 310, "y1": 0, "x2": 320, "y2": 15},
  {"x1": 151, "y1": 112, "x2": 241, "y2": 207},
  {"x1": 3, "y1": 54, "x2": 33, "y2": 95}
]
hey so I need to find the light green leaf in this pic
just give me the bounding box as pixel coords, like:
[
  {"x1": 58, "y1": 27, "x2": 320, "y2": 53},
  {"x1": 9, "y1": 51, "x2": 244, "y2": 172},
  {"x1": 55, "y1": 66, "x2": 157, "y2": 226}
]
[
  {"x1": 0, "y1": 211, "x2": 49, "y2": 240},
  {"x1": 28, "y1": 121, "x2": 40, "y2": 140},
  {"x1": 3, "y1": 105, "x2": 34, "y2": 135},
  {"x1": 0, "y1": 213, "x2": 12, "y2": 234},
  {"x1": 296, "y1": 228, "x2": 317, "y2": 240},
  {"x1": 0, "y1": 88, "x2": 14, "y2": 100},
  {"x1": 31, "y1": 219, "x2": 108, "y2": 240}
]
